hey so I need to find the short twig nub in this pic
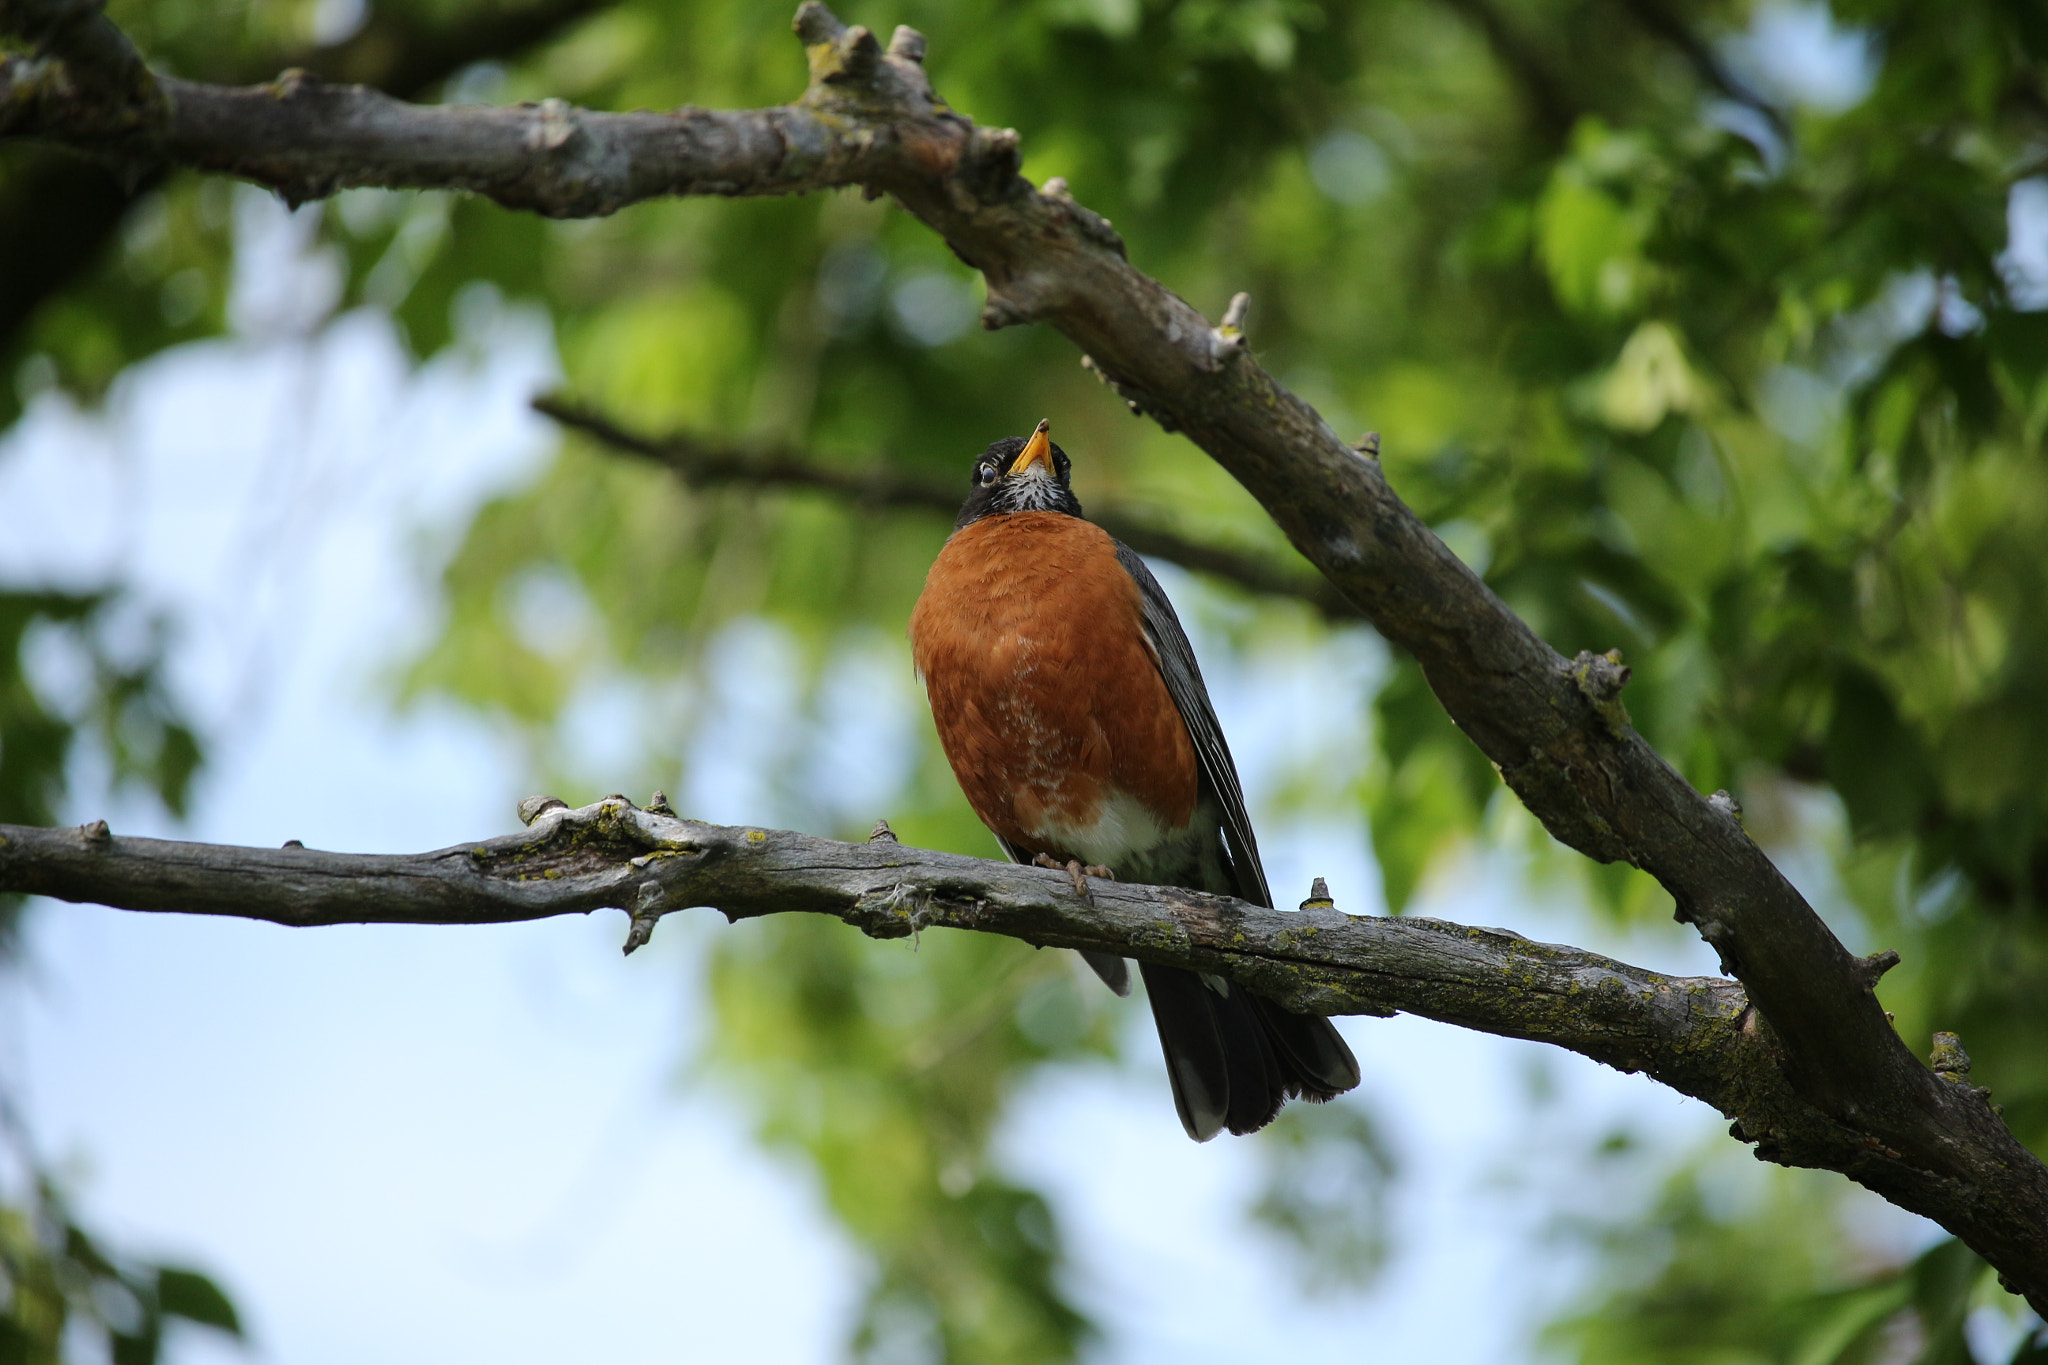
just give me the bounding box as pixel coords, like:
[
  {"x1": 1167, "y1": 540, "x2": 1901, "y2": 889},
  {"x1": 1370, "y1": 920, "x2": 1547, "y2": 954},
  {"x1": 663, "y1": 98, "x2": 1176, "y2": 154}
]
[
  {"x1": 517, "y1": 795, "x2": 567, "y2": 826},
  {"x1": 840, "y1": 24, "x2": 880, "y2": 78},
  {"x1": 981, "y1": 293, "x2": 1030, "y2": 331},
  {"x1": 1572, "y1": 648, "x2": 1632, "y2": 701},
  {"x1": 1300, "y1": 876, "x2": 1335, "y2": 910},
  {"x1": 623, "y1": 880, "x2": 667, "y2": 955},
  {"x1": 792, "y1": 1, "x2": 845, "y2": 45},
  {"x1": 887, "y1": 25, "x2": 926, "y2": 61},
  {"x1": 1206, "y1": 292, "x2": 1251, "y2": 368},
  {"x1": 869, "y1": 819, "x2": 899, "y2": 843},
  {"x1": 1855, "y1": 948, "x2": 1900, "y2": 988}
]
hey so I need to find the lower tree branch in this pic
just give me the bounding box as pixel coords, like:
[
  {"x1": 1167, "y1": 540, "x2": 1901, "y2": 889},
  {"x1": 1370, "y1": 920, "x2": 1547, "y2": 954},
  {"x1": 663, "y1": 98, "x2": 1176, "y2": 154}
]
[
  {"x1": 2, "y1": 801, "x2": 2038, "y2": 1307},
  {"x1": 534, "y1": 395, "x2": 1361, "y2": 622},
  {"x1": 4, "y1": 0, "x2": 2045, "y2": 1304}
]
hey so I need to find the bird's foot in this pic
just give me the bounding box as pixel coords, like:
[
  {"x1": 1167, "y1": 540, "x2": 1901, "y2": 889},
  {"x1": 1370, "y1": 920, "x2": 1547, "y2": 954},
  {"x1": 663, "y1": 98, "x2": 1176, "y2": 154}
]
[{"x1": 1034, "y1": 853, "x2": 1112, "y2": 902}]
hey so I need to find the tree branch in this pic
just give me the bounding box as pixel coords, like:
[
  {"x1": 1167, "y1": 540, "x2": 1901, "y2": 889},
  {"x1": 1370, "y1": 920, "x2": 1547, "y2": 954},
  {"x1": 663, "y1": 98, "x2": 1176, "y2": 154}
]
[
  {"x1": 4, "y1": 0, "x2": 2044, "y2": 1302},
  {"x1": 0, "y1": 0, "x2": 609, "y2": 358},
  {"x1": 533, "y1": 394, "x2": 1362, "y2": 622},
  {"x1": 0, "y1": 801, "x2": 2024, "y2": 1287}
]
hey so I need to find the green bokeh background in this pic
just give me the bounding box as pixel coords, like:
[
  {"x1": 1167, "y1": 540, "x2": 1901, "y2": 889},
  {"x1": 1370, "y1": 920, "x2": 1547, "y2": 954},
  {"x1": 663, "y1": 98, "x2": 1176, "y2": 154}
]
[{"x1": 6, "y1": 0, "x2": 2048, "y2": 1358}]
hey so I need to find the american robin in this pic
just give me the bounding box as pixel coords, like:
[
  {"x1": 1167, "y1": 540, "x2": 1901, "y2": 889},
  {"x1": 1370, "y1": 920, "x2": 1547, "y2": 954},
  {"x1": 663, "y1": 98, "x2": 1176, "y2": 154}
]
[{"x1": 908, "y1": 419, "x2": 1360, "y2": 1139}]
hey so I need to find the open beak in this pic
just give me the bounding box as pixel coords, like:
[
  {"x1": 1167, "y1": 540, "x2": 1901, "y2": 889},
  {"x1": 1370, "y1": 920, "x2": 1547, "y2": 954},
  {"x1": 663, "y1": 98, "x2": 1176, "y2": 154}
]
[{"x1": 1013, "y1": 419, "x2": 1054, "y2": 476}]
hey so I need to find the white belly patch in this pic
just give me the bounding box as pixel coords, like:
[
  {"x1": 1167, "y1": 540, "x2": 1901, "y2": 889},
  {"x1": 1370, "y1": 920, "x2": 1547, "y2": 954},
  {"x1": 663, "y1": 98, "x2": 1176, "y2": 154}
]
[{"x1": 1026, "y1": 789, "x2": 1183, "y2": 873}]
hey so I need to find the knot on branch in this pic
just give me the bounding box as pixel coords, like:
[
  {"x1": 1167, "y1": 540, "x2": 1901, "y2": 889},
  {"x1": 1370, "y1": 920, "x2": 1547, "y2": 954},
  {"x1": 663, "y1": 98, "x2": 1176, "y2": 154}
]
[
  {"x1": 79, "y1": 818, "x2": 110, "y2": 846},
  {"x1": 1570, "y1": 648, "x2": 1633, "y2": 733},
  {"x1": 523, "y1": 97, "x2": 577, "y2": 152},
  {"x1": 1351, "y1": 431, "x2": 1381, "y2": 460},
  {"x1": 1930, "y1": 1030, "x2": 1972, "y2": 1076},
  {"x1": 1299, "y1": 875, "x2": 1334, "y2": 910},
  {"x1": 1572, "y1": 648, "x2": 1630, "y2": 701},
  {"x1": 849, "y1": 881, "x2": 924, "y2": 939},
  {"x1": 868, "y1": 818, "x2": 899, "y2": 843},
  {"x1": 1930, "y1": 1030, "x2": 1998, "y2": 1105}
]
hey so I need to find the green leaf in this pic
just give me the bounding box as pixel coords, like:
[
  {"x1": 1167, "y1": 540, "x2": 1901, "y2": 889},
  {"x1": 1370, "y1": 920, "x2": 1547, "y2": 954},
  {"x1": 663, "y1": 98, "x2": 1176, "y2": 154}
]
[{"x1": 156, "y1": 1267, "x2": 243, "y2": 1336}]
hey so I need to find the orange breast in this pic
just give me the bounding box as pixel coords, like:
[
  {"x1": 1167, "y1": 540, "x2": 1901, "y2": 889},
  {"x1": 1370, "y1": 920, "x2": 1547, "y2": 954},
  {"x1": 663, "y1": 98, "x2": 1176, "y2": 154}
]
[{"x1": 908, "y1": 511, "x2": 1199, "y2": 858}]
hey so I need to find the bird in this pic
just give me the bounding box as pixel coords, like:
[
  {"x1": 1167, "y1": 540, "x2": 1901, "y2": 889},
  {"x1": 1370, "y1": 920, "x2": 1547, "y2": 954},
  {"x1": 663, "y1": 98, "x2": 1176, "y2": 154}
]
[{"x1": 907, "y1": 418, "x2": 1360, "y2": 1140}]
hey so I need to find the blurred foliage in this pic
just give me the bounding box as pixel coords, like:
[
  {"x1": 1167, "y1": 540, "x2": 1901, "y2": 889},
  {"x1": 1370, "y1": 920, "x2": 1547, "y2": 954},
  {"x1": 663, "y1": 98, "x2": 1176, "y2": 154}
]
[
  {"x1": 0, "y1": 1169, "x2": 242, "y2": 1365},
  {"x1": 1247, "y1": 1099, "x2": 1396, "y2": 1295},
  {"x1": 9, "y1": 0, "x2": 2048, "y2": 1356},
  {"x1": 0, "y1": 594, "x2": 224, "y2": 1359},
  {"x1": 702, "y1": 916, "x2": 1117, "y2": 1364},
  {"x1": 1548, "y1": 1154, "x2": 2045, "y2": 1365},
  {"x1": 0, "y1": 591, "x2": 200, "y2": 951}
]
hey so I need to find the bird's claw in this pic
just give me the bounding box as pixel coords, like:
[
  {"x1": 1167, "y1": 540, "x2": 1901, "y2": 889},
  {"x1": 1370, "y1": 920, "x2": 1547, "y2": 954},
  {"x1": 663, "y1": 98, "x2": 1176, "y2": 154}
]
[{"x1": 1033, "y1": 853, "x2": 1113, "y2": 903}]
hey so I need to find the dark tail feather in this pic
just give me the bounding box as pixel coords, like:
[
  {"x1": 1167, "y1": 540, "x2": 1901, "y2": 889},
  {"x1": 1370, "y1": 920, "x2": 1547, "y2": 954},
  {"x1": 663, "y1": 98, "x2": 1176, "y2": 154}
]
[
  {"x1": 1078, "y1": 950, "x2": 1131, "y2": 996},
  {"x1": 1250, "y1": 994, "x2": 1361, "y2": 1100},
  {"x1": 1137, "y1": 962, "x2": 1358, "y2": 1141},
  {"x1": 1137, "y1": 961, "x2": 1232, "y2": 1140}
]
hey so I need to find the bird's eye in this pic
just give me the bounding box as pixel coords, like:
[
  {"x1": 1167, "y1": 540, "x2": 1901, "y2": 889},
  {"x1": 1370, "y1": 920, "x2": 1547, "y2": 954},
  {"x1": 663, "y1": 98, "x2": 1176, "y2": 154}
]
[{"x1": 976, "y1": 463, "x2": 997, "y2": 486}]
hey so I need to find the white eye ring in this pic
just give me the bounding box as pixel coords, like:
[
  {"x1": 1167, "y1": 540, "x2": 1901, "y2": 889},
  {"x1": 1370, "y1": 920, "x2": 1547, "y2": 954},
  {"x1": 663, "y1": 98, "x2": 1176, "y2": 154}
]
[{"x1": 977, "y1": 464, "x2": 997, "y2": 485}]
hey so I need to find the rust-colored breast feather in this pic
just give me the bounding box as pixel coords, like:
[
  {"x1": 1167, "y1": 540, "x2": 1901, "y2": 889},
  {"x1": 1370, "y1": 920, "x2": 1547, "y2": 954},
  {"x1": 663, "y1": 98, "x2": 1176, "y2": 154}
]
[{"x1": 908, "y1": 512, "x2": 1198, "y2": 856}]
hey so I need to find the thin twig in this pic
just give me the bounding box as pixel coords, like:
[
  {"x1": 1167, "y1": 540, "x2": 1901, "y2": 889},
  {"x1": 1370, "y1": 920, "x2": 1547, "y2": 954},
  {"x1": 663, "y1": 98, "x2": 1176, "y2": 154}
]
[{"x1": 533, "y1": 395, "x2": 1362, "y2": 622}]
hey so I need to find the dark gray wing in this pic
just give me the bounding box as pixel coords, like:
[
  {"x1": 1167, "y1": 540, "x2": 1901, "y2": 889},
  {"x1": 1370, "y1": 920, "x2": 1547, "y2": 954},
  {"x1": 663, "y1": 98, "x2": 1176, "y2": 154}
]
[
  {"x1": 994, "y1": 833, "x2": 1131, "y2": 996},
  {"x1": 1113, "y1": 543, "x2": 1273, "y2": 910},
  {"x1": 1116, "y1": 549, "x2": 1362, "y2": 1112}
]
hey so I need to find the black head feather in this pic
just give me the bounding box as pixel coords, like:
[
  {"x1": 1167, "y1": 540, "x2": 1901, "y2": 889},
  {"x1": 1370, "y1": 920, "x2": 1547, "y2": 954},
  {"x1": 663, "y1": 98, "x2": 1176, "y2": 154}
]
[{"x1": 954, "y1": 431, "x2": 1084, "y2": 529}]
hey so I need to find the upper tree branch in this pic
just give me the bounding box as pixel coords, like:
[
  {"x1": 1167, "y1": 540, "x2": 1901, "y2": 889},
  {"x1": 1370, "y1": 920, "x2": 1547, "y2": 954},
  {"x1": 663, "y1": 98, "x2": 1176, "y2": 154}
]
[
  {"x1": 0, "y1": 0, "x2": 609, "y2": 358},
  {"x1": 3, "y1": 0, "x2": 2043, "y2": 1303},
  {"x1": 534, "y1": 395, "x2": 1361, "y2": 622}
]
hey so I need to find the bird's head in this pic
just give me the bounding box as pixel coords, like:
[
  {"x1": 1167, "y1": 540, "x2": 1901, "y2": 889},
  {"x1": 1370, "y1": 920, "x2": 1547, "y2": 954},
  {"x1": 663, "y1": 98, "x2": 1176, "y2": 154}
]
[{"x1": 955, "y1": 419, "x2": 1083, "y2": 528}]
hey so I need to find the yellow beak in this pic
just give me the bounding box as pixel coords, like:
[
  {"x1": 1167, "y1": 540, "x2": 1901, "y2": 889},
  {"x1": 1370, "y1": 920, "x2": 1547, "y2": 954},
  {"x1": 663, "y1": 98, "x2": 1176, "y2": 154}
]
[{"x1": 1013, "y1": 419, "x2": 1054, "y2": 475}]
